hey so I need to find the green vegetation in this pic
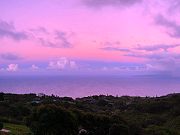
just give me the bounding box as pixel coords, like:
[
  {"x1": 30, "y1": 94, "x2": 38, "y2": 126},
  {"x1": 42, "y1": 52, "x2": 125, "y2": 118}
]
[
  {"x1": 3, "y1": 123, "x2": 31, "y2": 135},
  {"x1": 28, "y1": 105, "x2": 78, "y2": 135},
  {"x1": 0, "y1": 93, "x2": 180, "y2": 135}
]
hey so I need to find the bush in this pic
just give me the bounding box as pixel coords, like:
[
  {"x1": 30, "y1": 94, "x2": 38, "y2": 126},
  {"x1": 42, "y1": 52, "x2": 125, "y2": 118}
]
[{"x1": 28, "y1": 104, "x2": 78, "y2": 135}]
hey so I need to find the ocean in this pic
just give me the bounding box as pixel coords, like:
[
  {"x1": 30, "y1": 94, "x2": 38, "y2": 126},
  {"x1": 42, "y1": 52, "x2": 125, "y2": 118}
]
[{"x1": 0, "y1": 75, "x2": 179, "y2": 98}]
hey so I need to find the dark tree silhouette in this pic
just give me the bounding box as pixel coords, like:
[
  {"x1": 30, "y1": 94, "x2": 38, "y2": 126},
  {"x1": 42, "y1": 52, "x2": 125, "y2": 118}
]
[
  {"x1": 0, "y1": 93, "x2": 4, "y2": 101},
  {"x1": 28, "y1": 104, "x2": 78, "y2": 135}
]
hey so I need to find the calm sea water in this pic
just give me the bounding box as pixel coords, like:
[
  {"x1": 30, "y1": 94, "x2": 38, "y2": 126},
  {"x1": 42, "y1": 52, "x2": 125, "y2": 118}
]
[{"x1": 0, "y1": 75, "x2": 179, "y2": 98}]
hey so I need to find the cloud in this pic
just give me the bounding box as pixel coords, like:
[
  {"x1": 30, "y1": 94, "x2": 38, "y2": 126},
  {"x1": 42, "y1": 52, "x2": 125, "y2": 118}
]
[
  {"x1": 38, "y1": 31, "x2": 73, "y2": 48},
  {"x1": 155, "y1": 14, "x2": 180, "y2": 38},
  {"x1": 101, "y1": 43, "x2": 180, "y2": 54},
  {"x1": 82, "y1": 0, "x2": 142, "y2": 8},
  {"x1": 29, "y1": 27, "x2": 49, "y2": 34},
  {"x1": 167, "y1": 0, "x2": 180, "y2": 12},
  {"x1": 69, "y1": 61, "x2": 78, "y2": 69},
  {"x1": 100, "y1": 42, "x2": 180, "y2": 60},
  {"x1": 47, "y1": 57, "x2": 77, "y2": 70},
  {"x1": 135, "y1": 44, "x2": 180, "y2": 51},
  {"x1": 0, "y1": 53, "x2": 22, "y2": 60},
  {"x1": 0, "y1": 20, "x2": 28, "y2": 41},
  {"x1": 31, "y1": 64, "x2": 39, "y2": 70},
  {"x1": 121, "y1": 43, "x2": 180, "y2": 61},
  {"x1": 125, "y1": 53, "x2": 166, "y2": 60},
  {"x1": 100, "y1": 65, "x2": 148, "y2": 73},
  {"x1": 101, "y1": 46, "x2": 131, "y2": 52},
  {"x1": 55, "y1": 31, "x2": 73, "y2": 48},
  {"x1": 143, "y1": 58, "x2": 180, "y2": 74},
  {"x1": 125, "y1": 50, "x2": 180, "y2": 61},
  {"x1": 100, "y1": 41, "x2": 131, "y2": 52},
  {"x1": 6, "y1": 64, "x2": 18, "y2": 72},
  {"x1": 124, "y1": 47, "x2": 180, "y2": 74},
  {"x1": 1, "y1": 59, "x2": 178, "y2": 75},
  {"x1": 28, "y1": 27, "x2": 74, "y2": 48}
]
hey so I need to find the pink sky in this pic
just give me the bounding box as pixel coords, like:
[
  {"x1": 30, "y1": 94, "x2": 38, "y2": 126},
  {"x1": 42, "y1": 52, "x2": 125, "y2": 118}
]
[{"x1": 1, "y1": 0, "x2": 180, "y2": 75}]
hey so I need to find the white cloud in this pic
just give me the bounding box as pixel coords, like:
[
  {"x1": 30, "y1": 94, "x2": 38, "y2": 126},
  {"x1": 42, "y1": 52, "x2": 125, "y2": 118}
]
[
  {"x1": 47, "y1": 57, "x2": 78, "y2": 70},
  {"x1": 145, "y1": 64, "x2": 158, "y2": 71},
  {"x1": 69, "y1": 61, "x2": 78, "y2": 69},
  {"x1": 31, "y1": 64, "x2": 39, "y2": 70},
  {"x1": 6, "y1": 64, "x2": 18, "y2": 72}
]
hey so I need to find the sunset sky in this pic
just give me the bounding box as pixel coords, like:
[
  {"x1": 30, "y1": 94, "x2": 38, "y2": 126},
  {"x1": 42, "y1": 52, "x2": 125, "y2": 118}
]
[{"x1": 1, "y1": 0, "x2": 180, "y2": 76}]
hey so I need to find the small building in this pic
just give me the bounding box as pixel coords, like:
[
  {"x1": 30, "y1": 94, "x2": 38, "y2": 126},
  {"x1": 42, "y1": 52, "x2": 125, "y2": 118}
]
[
  {"x1": 37, "y1": 93, "x2": 45, "y2": 97},
  {"x1": 31, "y1": 100, "x2": 41, "y2": 104}
]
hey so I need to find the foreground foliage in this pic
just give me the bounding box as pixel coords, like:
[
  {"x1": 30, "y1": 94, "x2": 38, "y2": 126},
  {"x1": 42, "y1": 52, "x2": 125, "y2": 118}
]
[
  {"x1": 0, "y1": 92, "x2": 180, "y2": 135},
  {"x1": 3, "y1": 123, "x2": 31, "y2": 135}
]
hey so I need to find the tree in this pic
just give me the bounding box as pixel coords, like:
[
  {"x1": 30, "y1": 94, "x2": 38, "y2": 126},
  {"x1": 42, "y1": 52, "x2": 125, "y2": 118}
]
[
  {"x1": 0, "y1": 93, "x2": 4, "y2": 101},
  {"x1": 28, "y1": 104, "x2": 78, "y2": 135}
]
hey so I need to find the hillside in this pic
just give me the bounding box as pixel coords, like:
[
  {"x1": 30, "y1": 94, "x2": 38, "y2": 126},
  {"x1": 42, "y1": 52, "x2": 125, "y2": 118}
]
[{"x1": 0, "y1": 93, "x2": 180, "y2": 135}]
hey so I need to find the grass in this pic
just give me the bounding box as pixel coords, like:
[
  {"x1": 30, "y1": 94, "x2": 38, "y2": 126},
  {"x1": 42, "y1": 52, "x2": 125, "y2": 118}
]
[{"x1": 3, "y1": 123, "x2": 32, "y2": 135}]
